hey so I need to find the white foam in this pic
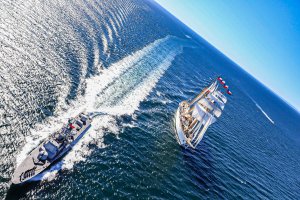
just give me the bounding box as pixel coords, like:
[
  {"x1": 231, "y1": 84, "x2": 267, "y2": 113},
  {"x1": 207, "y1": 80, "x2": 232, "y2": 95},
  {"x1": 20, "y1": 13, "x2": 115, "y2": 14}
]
[
  {"x1": 115, "y1": 8, "x2": 126, "y2": 26},
  {"x1": 109, "y1": 17, "x2": 119, "y2": 38},
  {"x1": 93, "y1": 44, "x2": 100, "y2": 67},
  {"x1": 16, "y1": 106, "x2": 86, "y2": 167},
  {"x1": 85, "y1": 36, "x2": 173, "y2": 112},
  {"x1": 255, "y1": 103, "x2": 275, "y2": 124},
  {"x1": 122, "y1": 122, "x2": 137, "y2": 129},
  {"x1": 18, "y1": 35, "x2": 189, "y2": 182},
  {"x1": 101, "y1": 34, "x2": 109, "y2": 54},
  {"x1": 106, "y1": 48, "x2": 180, "y2": 116},
  {"x1": 112, "y1": 11, "x2": 122, "y2": 29},
  {"x1": 61, "y1": 115, "x2": 117, "y2": 170},
  {"x1": 106, "y1": 24, "x2": 113, "y2": 43}
]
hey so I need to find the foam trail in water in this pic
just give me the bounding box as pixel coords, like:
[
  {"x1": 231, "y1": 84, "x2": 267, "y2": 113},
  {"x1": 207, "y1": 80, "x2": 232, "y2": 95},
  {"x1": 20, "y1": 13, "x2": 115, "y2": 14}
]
[
  {"x1": 90, "y1": 36, "x2": 183, "y2": 115},
  {"x1": 102, "y1": 33, "x2": 109, "y2": 54},
  {"x1": 17, "y1": 35, "x2": 190, "y2": 182},
  {"x1": 249, "y1": 97, "x2": 275, "y2": 124},
  {"x1": 255, "y1": 103, "x2": 275, "y2": 124},
  {"x1": 247, "y1": 95, "x2": 275, "y2": 124}
]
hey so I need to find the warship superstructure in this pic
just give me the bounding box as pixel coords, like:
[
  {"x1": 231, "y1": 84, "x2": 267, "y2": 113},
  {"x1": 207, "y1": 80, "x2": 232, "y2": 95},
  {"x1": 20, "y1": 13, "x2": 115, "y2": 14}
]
[{"x1": 12, "y1": 112, "x2": 92, "y2": 184}]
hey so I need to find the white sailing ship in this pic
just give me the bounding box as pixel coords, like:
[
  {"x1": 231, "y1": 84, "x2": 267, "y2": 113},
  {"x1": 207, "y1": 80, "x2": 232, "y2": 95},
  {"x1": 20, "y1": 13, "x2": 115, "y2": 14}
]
[{"x1": 174, "y1": 77, "x2": 231, "y2": 148}]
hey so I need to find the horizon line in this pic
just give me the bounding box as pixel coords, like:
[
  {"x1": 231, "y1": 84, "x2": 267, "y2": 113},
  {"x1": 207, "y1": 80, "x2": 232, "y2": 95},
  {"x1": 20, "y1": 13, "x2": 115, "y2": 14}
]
[{"x1": 153, "y1": 0, "x2": 300, "y2": 113}]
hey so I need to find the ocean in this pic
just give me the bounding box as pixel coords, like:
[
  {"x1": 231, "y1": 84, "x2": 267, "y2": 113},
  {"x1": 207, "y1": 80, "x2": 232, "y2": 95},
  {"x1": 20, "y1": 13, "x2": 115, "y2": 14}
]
[{"x1": 1, "y1": 0, "x2": 300, "y2": 199}]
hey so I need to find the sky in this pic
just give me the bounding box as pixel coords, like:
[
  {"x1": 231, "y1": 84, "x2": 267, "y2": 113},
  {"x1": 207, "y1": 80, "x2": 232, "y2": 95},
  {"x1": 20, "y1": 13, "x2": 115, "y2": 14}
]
[{"x1": 155, "y1": 0, "x2": 300, "y2": 111}]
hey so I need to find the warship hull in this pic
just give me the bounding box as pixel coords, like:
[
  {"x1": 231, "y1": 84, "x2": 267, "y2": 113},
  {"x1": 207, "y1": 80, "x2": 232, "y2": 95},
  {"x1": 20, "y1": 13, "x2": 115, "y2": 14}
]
[{"x1": 11, "y1": 113, "x2": 92, "y2": 185}]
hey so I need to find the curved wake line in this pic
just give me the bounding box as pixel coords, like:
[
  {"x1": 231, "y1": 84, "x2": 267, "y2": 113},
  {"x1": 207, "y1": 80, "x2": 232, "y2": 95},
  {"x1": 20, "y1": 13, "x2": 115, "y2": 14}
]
[{"x1": 16, "y1": 35, "x2": 192, "y2": 183}]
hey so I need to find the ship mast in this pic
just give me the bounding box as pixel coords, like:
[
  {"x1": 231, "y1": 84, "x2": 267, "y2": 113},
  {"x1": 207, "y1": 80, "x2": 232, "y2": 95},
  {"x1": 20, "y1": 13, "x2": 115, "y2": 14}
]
[{"x1": 188, "y1": 80, "x2": 218, "y2": 106}]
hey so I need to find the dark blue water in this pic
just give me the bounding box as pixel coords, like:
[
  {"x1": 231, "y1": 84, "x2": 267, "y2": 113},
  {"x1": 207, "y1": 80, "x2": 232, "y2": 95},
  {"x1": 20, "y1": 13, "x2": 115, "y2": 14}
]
[{"x1": 1, "y1": 0, "x2": 300, "y2": 199}]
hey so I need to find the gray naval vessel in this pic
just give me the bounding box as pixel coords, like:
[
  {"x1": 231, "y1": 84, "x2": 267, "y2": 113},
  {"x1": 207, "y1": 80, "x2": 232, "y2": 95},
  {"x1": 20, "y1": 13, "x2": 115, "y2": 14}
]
[{"x1": 11, "y1": 112, "x2": 92, "y2": 185}]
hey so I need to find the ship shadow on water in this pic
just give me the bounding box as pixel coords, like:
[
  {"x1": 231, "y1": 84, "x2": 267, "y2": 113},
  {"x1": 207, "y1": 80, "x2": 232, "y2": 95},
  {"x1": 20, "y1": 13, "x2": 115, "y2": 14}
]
[
  {"x1": 5, "y1": 160, "x2": 65, "y2": 200},
  {"x1": 6, "y1": 180, "x2": 39, "y2": 200},
  {"x1": 182, "y1": 142, "x2": 217, "y2": 195},
  {"x1": 6, "y1": 178, "x2": 46, "y2": 200}
]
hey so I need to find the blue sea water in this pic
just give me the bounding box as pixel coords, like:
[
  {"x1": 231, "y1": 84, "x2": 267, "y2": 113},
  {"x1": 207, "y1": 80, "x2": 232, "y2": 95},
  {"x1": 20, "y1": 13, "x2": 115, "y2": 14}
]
[{"x1": 0, "y1": 0, "x2": 300, "y2": 199}]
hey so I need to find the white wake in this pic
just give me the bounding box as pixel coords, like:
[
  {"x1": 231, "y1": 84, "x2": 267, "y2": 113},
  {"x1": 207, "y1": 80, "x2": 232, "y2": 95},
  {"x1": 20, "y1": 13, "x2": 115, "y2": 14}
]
[
  {"x1": 16, "y1": 35, "x2": 191, "y2": 182},
  {"x1": 255, "y1": 103, "x2": 275, "y2": 124}
]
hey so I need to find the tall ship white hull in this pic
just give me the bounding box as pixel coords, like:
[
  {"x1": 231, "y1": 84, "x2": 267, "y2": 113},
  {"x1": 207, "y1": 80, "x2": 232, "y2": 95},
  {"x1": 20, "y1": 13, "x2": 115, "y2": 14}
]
[
  {"x1": 174, "y1": 108, "x2": 188, "y2": 147},
  {"x1": 174, "y1": 77, "x2": 231, "y2": 148}
]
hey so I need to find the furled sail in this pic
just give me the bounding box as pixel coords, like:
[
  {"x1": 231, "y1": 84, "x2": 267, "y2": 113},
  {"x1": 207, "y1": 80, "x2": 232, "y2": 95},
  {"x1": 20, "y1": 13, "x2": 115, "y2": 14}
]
[
  {"x1": 175, "y1": 76, "x2": 231, "y2": 148},
  {"x1": 198, "y1": 98, "x2": 214, "y2": 112},
  {"x1": 192, "y1": 103, "x2": 207, "y2": 123},
  {"x1": 191, "y1": 122, "x2": 202, "y2": 141},
  {"x1": 189, "y1": 80, "x2": 218, "y2": 106},
  {"x1": 209, "y1": 80, "x2": 218, "y2": 93},
  {"x1": 193, "y1": 114, "x2": 215, "y2": 147},
  {"x1": 214, "y1": 90, "x2": 227, "y2": 103},
  {"x1": 205, "y1": 98, "x2": 222, "y2": 118},
  {"x1": 212, "y1": 106, "x2": 222, "y2": 118},
  {"x1": 208, "y1": 92, "x2": 225, "y2": 110},
  {"x1": 190, "y1": 104, "x2": 213, "y2": 145}
]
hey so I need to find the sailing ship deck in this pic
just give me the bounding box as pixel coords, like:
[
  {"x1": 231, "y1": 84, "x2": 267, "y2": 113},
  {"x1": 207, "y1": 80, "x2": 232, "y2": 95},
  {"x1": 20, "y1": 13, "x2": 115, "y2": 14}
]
[{"x1": 174, "y1": 78, "x2": 230, "y2": 148}]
